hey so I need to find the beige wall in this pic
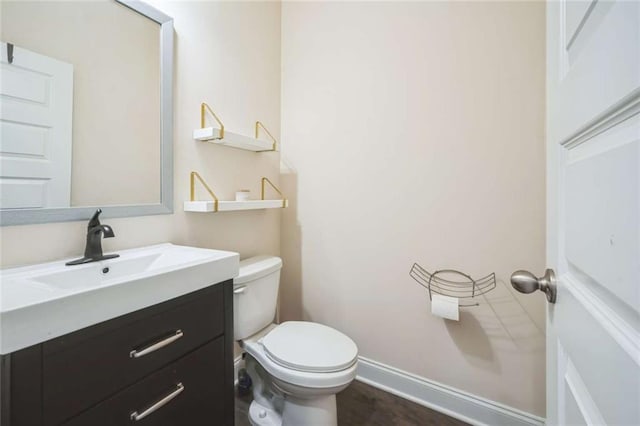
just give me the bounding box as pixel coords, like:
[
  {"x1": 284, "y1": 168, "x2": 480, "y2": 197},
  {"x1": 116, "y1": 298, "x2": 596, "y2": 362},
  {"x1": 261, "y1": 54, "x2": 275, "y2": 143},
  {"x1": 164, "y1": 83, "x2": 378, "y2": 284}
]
[
  {"x1": 0, "y1": 1, "x2": 282, "y2": 267},
  {"x1": 1, "y1": 1, "x2": 161, "y2": 206},
  {"x1": 280, "y1": 1, "x2": 546, "y2": 416}
]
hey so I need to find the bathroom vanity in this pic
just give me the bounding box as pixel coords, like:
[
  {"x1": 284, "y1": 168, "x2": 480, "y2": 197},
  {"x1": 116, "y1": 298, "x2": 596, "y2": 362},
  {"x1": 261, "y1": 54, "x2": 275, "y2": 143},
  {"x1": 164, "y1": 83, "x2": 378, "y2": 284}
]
[{"x1": 0, "y1": 244, "x2": 239, "y2": 426}]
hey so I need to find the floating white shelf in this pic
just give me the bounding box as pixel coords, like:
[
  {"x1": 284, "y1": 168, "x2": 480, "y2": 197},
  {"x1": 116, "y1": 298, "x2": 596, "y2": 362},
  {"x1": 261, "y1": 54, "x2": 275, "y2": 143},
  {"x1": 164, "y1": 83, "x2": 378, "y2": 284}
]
[
  {"x1": 193, "y1": 102, "x2": 277, "y2": 152},
  {"x1": 184, "y1": 172, "x2": 287, "y2": 213},
  {"x1": 193, "y1": 127, "x2": 273, "y2": 152},
  {"x1": 184, "y1": 199, "x2": 287, "y2": 213}
]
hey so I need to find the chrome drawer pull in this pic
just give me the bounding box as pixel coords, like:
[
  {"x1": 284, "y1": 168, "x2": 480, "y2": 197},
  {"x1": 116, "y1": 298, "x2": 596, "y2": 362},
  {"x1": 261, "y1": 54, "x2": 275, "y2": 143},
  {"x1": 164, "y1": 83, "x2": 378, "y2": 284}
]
[
  {"x1": 130, "y1": 382, "x2": 184, "y2": 421},
  {"x1": 129, "y1": 330, "x2": 183, "y2": 358}
]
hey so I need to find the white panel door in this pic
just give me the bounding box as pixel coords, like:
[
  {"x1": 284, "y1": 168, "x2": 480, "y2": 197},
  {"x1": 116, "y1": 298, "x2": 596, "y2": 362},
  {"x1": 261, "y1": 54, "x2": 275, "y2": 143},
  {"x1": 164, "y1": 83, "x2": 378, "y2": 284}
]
[
  {"x1": 545, "y1": 1, "x2": 640, "y2": 425},
  {"x1": 0, "y1": 42, "x2": 73, "y2": 209}
]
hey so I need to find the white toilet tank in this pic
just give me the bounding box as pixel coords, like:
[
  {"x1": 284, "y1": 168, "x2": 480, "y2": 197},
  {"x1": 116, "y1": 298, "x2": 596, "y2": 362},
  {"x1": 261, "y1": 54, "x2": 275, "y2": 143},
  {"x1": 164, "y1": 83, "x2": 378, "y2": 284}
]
[{"x1": 233, "y1": 255, "x2": 283, "y2": 340}]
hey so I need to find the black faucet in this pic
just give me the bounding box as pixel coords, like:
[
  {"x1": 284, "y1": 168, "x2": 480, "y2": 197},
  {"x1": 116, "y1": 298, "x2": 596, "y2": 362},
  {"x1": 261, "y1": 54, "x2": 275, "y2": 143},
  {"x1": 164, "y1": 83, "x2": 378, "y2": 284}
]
[{"x1": 66, "y1": 209, "x2": 120, "y2": 266}]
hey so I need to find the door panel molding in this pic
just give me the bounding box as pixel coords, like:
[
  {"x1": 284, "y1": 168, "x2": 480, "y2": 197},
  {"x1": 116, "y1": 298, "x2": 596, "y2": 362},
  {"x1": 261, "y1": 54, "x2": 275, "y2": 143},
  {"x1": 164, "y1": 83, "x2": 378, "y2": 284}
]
[
  {"x1": 564, "y1": 136, "x2": 639, "y2": 309},
  {"x1": 562, "y1": 273, "x2": 640, "y2": 365},
  {"x1": 564, "y1": 0, "x2": 597, "y2": 50},
  {"x1": 556, "y1": 277, "x2": 640, "y2": 424},
  {"x1": 561, "y1": 89, "x2": 640, "y2": 149},
  {"x1": 551, "y1": 0, "x2": 639, "y2": 141},
  {"x1": 564, "y1": 359, "x2": 605, "y2": 426}
]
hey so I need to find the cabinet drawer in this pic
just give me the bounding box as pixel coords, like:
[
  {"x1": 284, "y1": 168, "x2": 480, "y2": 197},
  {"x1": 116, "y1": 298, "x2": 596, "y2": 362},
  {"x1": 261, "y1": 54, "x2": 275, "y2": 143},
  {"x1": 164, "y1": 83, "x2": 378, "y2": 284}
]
[
  {"x1": 62, "y1": 337, "x2": 226, "y2": 426},
  {"x1": 43, "y1": 285, "x2": 223, "y2": 425}
]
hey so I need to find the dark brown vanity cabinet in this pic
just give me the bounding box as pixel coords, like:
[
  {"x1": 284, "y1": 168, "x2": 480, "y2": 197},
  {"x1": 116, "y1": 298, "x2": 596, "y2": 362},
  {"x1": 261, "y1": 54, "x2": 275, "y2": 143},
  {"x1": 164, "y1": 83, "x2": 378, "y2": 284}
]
[{"x1": 1, "y1": 281, "x2": 234, "y2": 426}]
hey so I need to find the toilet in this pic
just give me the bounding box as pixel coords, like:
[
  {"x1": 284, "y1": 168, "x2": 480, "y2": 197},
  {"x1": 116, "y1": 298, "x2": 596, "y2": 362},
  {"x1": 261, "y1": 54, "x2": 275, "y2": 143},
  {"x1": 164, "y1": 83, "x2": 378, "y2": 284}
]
[{"x1": 234, "y1": 256, "x2": 358, "y2": 426}]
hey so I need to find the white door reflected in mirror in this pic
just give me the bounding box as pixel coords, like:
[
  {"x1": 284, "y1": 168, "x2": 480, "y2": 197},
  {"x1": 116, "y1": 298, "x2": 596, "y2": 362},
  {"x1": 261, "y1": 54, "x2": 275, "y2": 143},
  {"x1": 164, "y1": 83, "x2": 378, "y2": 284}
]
[{"x1": 0, "y1": 44, "x2": 73, "y2": 209}]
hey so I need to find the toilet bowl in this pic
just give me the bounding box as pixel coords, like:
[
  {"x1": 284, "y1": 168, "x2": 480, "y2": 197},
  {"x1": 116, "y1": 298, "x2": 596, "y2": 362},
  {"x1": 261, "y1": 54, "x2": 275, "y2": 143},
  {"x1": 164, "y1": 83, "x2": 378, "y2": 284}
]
[{"x1": 234, "y1": 256, "x2": 358, "y2": 426}]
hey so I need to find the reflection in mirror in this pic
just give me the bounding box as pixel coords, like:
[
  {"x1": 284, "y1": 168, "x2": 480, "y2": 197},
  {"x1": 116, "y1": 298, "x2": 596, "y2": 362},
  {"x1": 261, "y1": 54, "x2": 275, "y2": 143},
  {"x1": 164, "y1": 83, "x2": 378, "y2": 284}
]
[{"x1": 0, "y1": 0, "x2": 173, "y2": 225}]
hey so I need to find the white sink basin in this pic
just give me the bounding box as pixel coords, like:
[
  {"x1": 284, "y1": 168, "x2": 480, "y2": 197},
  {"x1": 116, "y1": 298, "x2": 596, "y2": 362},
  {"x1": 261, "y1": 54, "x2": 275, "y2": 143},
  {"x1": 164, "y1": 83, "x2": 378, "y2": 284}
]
[
  {"x1": 31, "y1": 253, "x2": 162, "y2": 290},
  {"x1": 0, "y1": 243, "x2": 239, "y2": 354}
]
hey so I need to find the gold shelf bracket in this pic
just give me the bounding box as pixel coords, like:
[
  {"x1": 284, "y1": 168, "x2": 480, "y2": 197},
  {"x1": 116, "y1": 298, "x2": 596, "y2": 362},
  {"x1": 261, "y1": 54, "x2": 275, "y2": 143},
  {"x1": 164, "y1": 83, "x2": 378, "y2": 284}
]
[
  {"x1": 200, "y1": 102, "x2": 225, "y2": 139},
  {"x1": 190, "y1": 171, "x2": 219, "y2": 212},
  {"x1": 261, "y1": 177, "x2": 287, "y2": 208},
  {"x1": 255, "y1": 121, "x2": 278, "y2": 151}
]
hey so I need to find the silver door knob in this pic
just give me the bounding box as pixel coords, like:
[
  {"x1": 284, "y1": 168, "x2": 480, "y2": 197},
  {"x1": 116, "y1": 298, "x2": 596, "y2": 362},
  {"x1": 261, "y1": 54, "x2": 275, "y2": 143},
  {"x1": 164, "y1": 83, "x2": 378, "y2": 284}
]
[{"x1": 510, "y1": 269, "x2": 557, "y2": 303}]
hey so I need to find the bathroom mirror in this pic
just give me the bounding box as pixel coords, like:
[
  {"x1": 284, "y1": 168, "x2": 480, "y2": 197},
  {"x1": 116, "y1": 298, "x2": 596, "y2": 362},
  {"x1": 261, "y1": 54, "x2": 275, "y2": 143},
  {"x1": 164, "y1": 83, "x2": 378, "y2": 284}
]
[{"x1": 0, "y1": 0, "x2": 173, "y2": 226}]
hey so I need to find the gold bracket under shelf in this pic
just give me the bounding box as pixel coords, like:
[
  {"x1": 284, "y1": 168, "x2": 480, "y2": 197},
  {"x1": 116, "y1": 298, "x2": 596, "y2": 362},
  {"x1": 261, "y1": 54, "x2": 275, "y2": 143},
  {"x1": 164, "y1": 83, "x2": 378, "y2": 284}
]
[
  {"x1": 188, "y1": 172, "x2": 287, "y2": 212},
  {"x1": 255, "y1": 121, "x2": 277, "y2": 151},
  {"x1": 261, "y1": 177, "x2": 287, "y2": 208},
  {"x1": 190, "y1": 171, "x2": 219, "y2": 212},
  {"x1": 200, "y1": 102, "x2": 225, "y2": 139}
]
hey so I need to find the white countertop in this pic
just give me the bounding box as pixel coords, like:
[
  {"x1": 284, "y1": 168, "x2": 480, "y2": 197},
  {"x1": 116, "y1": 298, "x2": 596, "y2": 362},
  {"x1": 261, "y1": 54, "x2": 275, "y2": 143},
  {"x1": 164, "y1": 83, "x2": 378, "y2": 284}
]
[{"x1": 0, "y1": 243, "x2": 239, "y2": 354}]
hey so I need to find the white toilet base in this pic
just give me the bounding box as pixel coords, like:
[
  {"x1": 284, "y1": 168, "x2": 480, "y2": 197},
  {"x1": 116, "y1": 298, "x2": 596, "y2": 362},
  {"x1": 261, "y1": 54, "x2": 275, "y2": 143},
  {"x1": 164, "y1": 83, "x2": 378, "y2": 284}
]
[
  {"x1": 248, "y1": 395, "x2": 337, "y2": 426},
  {"x1": 281, "y1": 394, "x2": 337, "y2": 426},
  {"x1": 244, "y1": 353, "x2": 341, "y2": 426},
  {"x1": 249, "y1": 400, "x2": 282, "y2": 426}
]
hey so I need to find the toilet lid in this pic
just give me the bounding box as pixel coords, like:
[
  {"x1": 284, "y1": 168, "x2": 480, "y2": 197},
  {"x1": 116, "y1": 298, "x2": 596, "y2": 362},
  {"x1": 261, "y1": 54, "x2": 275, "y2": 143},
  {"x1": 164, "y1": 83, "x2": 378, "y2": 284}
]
[{"x1": 262, "y1": 322, "x2": 358, "y2": 373}]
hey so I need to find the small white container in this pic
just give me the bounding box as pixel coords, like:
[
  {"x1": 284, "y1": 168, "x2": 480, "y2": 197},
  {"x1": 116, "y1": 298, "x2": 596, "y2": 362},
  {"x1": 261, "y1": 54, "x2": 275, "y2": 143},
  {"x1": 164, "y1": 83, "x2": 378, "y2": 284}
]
[{"x1": 235, "y1": 190, "x2": 250, "y2": 202}]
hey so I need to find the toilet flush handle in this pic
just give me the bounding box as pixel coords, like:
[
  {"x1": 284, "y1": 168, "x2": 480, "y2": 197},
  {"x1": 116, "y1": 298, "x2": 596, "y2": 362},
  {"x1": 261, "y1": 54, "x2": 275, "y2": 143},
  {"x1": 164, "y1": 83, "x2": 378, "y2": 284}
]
[{"x1": 234, "y1": 285, "x2": 247, "y2": 294}]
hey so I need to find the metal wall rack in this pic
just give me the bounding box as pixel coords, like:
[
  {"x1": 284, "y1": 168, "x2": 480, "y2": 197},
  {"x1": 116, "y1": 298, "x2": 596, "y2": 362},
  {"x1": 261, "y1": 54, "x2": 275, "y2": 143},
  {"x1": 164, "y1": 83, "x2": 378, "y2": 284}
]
[{"x1": 409, "y1": 263, "x2": 496, "y2": 307}]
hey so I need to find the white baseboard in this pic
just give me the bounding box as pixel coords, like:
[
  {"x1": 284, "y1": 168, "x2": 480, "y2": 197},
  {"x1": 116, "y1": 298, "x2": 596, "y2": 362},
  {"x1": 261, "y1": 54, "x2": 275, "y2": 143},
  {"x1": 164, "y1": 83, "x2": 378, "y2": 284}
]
[{"x1": 356, "y1": 356, "x2": 544, "y2": 426}]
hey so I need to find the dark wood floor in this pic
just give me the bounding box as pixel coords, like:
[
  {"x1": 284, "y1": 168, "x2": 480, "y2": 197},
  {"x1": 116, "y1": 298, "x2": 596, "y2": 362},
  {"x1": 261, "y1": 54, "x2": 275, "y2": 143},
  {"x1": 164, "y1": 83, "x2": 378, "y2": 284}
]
[{"x1": 235, "y1": 380, "x2": 467, "y2": 426}]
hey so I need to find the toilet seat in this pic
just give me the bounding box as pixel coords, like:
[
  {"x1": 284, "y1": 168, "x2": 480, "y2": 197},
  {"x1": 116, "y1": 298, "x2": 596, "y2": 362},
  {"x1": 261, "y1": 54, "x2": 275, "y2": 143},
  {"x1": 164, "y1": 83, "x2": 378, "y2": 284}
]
[
  {"x1": 240, "y1": 322, "x2": 358, "y2": 390},
  {"x1": 262, "y1": 321, "x2": 358, "y2": 373}
]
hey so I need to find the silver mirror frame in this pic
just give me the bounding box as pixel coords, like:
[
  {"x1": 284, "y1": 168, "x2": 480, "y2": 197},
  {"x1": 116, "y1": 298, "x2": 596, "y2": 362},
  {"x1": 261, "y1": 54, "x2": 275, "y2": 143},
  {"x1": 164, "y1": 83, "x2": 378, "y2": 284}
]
[{"x1": 0, "y1": 0, "x2": 173, "y2": 226}]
